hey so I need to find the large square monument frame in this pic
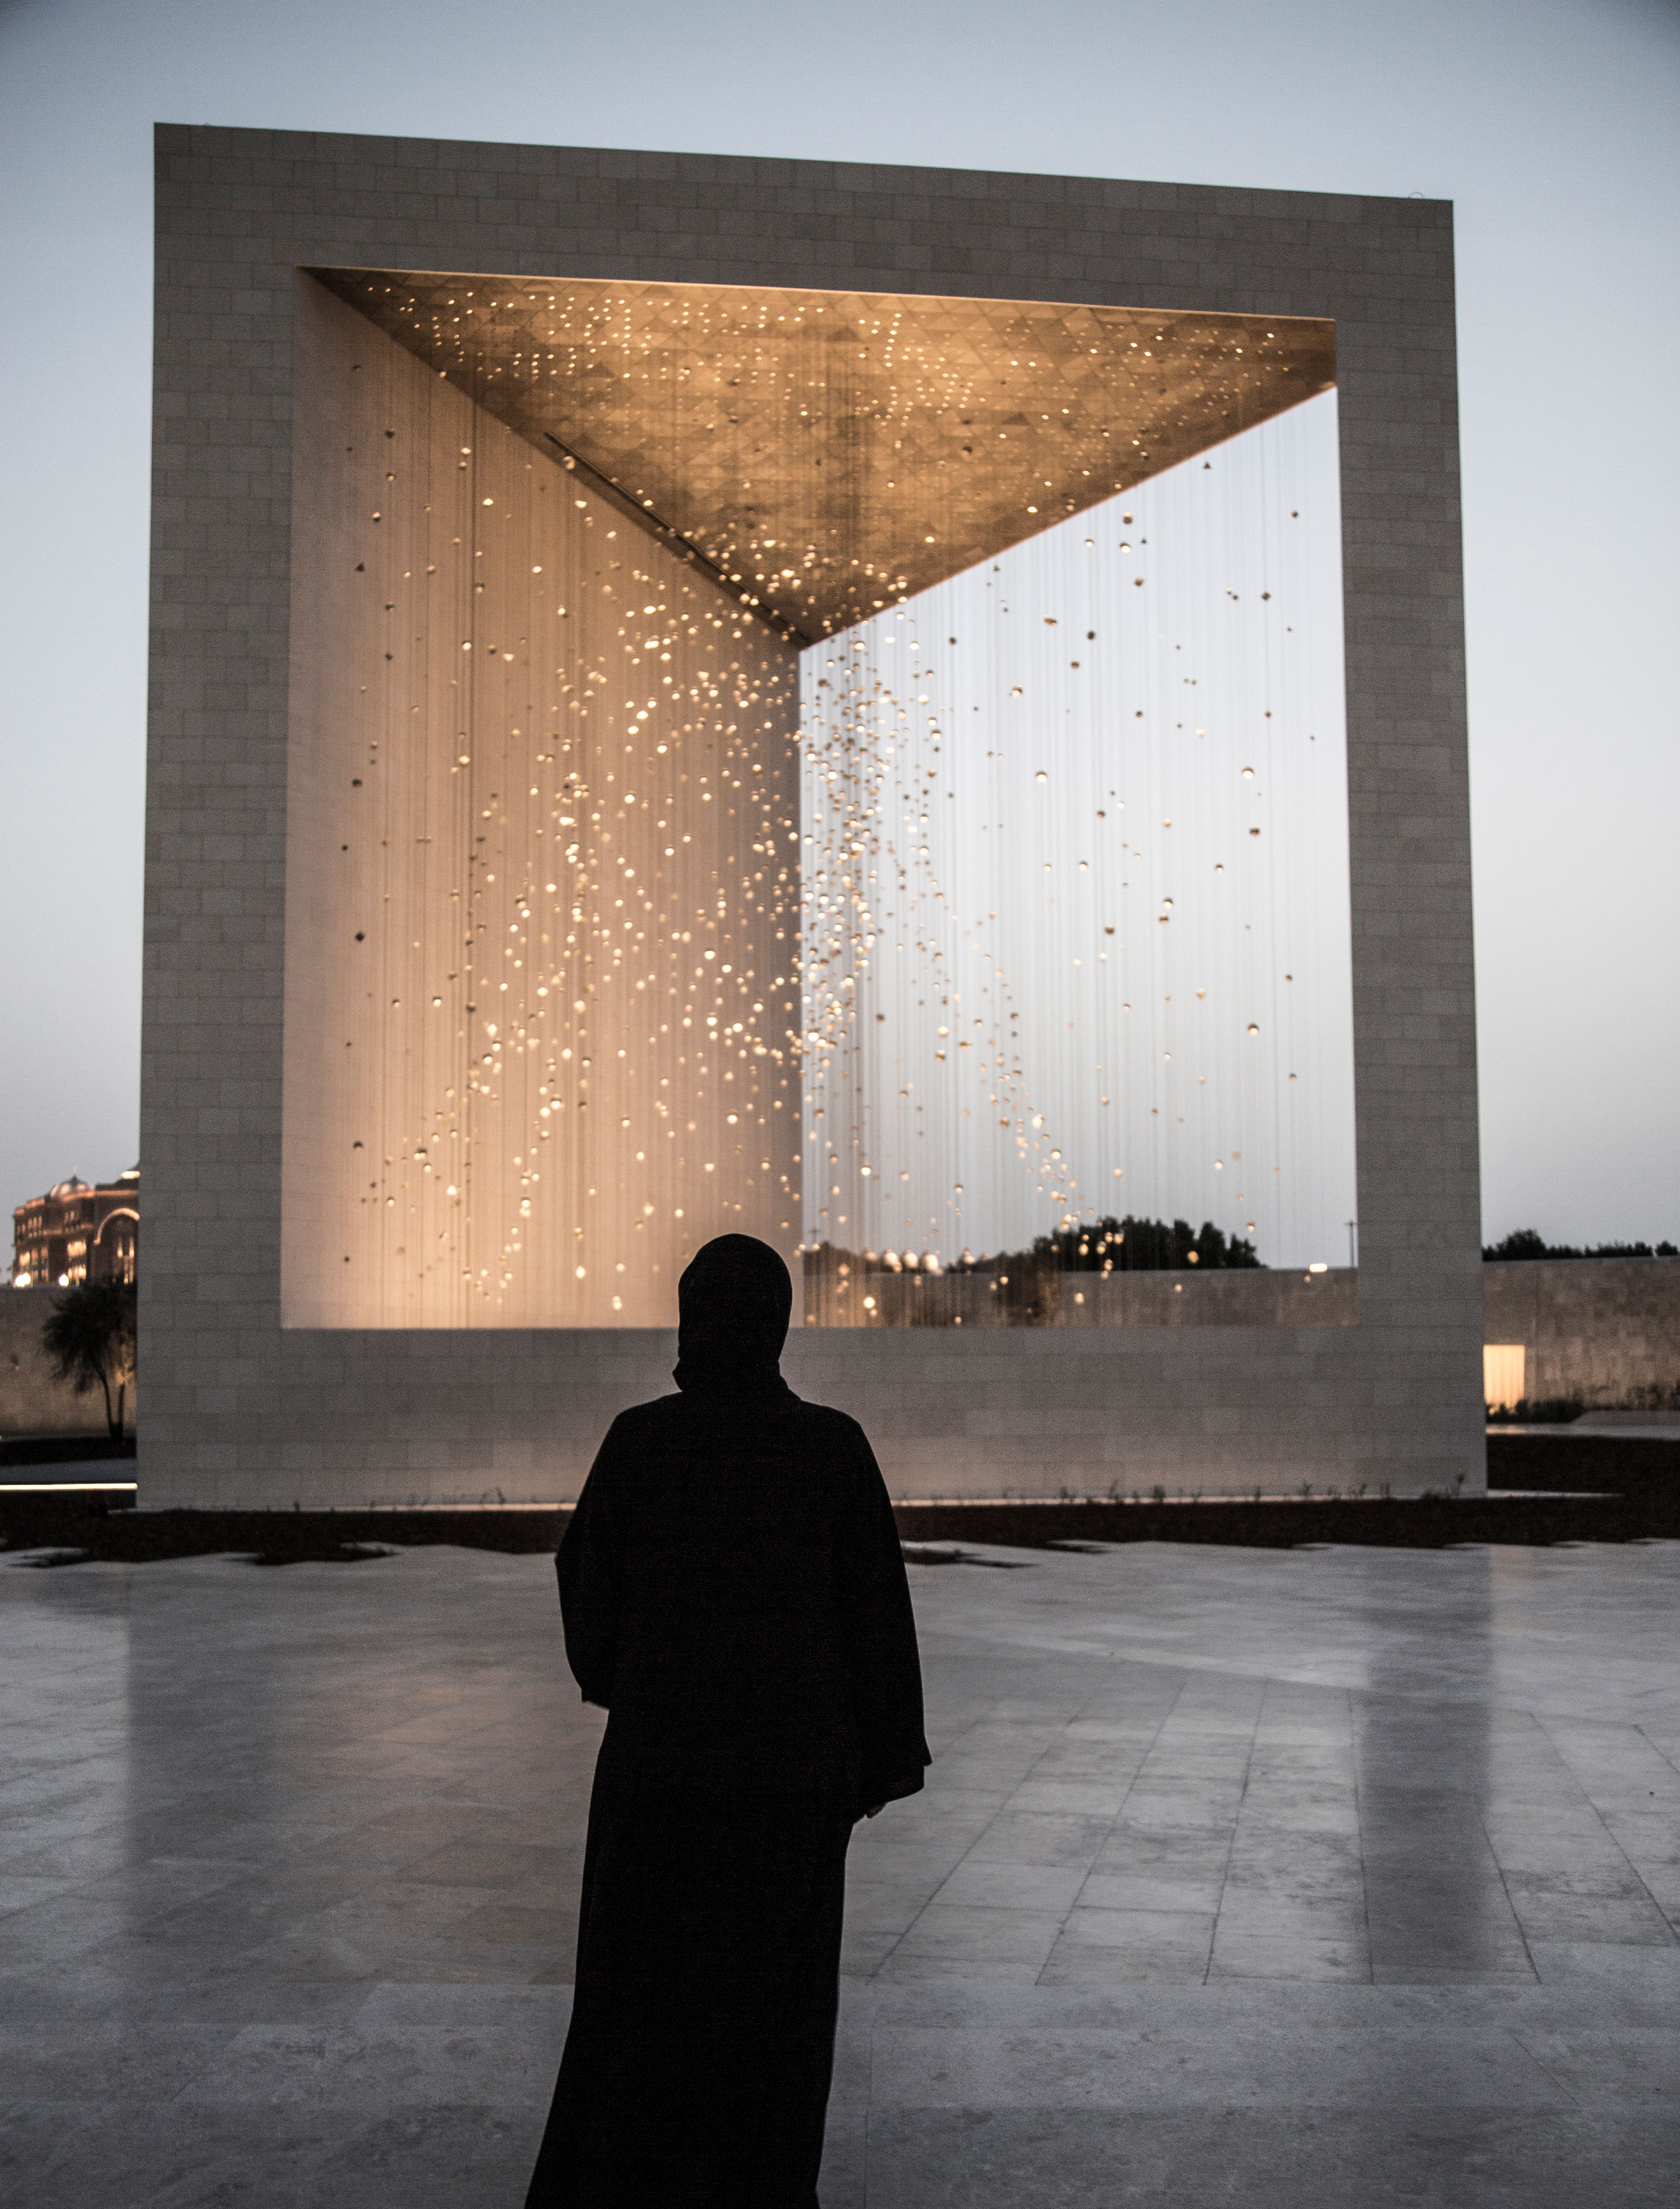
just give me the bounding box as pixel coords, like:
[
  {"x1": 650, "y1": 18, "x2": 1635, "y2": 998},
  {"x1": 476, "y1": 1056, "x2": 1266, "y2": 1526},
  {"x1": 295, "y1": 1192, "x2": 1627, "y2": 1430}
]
[{"x1": 142, "y1": 124, "x2": 1482, "y2": 1504}]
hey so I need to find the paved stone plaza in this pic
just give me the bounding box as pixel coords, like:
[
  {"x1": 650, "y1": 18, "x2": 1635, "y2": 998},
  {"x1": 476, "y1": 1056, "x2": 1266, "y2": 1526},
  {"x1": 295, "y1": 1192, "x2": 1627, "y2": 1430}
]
[{"x1": 4, "y1": 1533, "x2": 1678, "y2": 2204}]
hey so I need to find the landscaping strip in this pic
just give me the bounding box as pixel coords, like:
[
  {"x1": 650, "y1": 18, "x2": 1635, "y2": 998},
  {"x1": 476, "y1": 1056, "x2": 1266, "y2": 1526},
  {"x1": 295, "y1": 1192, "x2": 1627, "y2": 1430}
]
[
  {"x1": 1, "y1": 1495, "x2": 1666, "y2": 1565},
  {"x1": 1, "y1": 1434, "x2": 1676, "y2": 1565}
]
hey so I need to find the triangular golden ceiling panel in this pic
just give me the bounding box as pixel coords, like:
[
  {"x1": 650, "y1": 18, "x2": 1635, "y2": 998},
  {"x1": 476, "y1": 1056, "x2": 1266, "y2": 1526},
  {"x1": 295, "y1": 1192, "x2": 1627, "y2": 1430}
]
[{"x1": 317, "y1": 270, "x2": 1335, "y2": 644}]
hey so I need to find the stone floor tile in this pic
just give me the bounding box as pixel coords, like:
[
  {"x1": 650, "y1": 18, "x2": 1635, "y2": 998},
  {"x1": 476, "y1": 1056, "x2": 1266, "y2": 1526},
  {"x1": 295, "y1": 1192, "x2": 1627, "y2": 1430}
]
[
  {"x1": 896, "y1": 1903, "x2": 1065, "y2": 1966},
  {"x1": 857, "y1": 2105, "x2": 1680, "y2": 2208},
  {"x1": 840, "y1": 1926, "x2": 906, "y2": 1980},
  {"x1": 1207, "y1": 1930, "x2": 1371, "y2": 1981},
  {"x1": 1036, "y1": 1940, "x2": 1214, "y2": 1985},
  {"x1": 1107, "y1": 1785, "x2": 1246, "y2": 1828},
  {"x1": 965, "y1": 1808, "x2": 1114, "y2": 1867},
  {"x1": 0, "y1": 2019, "x2": 233, "y2": 2102},
  {"x1": 1076, "y1": 1871, "x2": 1225, "y2": 1914},
  {"x1": 1089, "y1": 1823, "x2": 1233, "y2": 1876},
  {"x1": 298, "y1": 2104, "x2": 544, "y2": 2209},
  {"x1": 1371, "y1": 1957, "x2": 1539, "y2": 1985},
  {"x1": 932, "y1": 1859, "x2": 1091, "y2": 1913},
  {"x1": 178, "y1": 2018, "x2": 553, "y2": 2107},
  {"x1": 0, "y1": 1871, "x2": 77, "y2": 1918},
  {"x1": 1057, "y1": 1904, "x2": 1216, "y2": 1951},
  {"x1": 841, "y1": 1876, "x2": 941, "y2": 1935},
  {"x1": 1508, "y1": 2026, "x2": 1680, "y2": 2103},
  {"x1": 398, "y1": 1838, "x2": 579, "y2": 1889},
  {"x1": 1526, "y1": 1941, "x2": 1680, "y2": 1989},
  {"x1": 1488, "y1": 1860, "x2": 1650, "y2": 1900},
  {"x1": 1004, "y1": 1778, "x2": 1135, "y2": 1817},
  {"x1": 1508, "y1": 1890, "x2": 1678, "y2": 1945},
  {"x1": 873, "y1": 1951, "x2": 1050, "y2": 1985},
  {"x1": 4, "y1": 1528, "x2": 1679, "y2": 2204},
  {"x1": 7, "y1": 2097, "x2": 368, "y2": 2209},
  {"x1": 1214, "y1": 1891, "x2": 1368, "y2": 1941},
  {"x1": 1222, "y1": 1831, "x2": 1365, "y2": 1883},
  {"x1": 813, "y1": 2104, "x2": 868, "y2": 2206}
]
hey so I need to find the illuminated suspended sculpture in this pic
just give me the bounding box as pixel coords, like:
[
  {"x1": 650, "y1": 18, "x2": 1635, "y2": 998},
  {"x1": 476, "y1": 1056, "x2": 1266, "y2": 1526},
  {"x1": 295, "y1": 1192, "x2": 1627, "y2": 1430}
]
[{"x1": 284, "y1": 271, "x2": 1352, "y2": 1329}]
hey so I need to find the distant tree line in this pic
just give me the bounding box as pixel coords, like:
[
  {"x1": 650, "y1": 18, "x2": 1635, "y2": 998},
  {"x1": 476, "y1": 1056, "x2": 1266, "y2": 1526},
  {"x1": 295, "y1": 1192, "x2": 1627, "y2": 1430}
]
[
  {"x1": 980, "y1": 1216, "x2": 1265, "y2": 1274},
  {"x1": 1483, "y1": 1230, "x2": 1678, "y2": 1263},
  {"x1": 803, "y1": 1217, "x2": 1266, "y2": 1327},
  {"x1": 806, "y1": 1216, "x2": 1262, "y2": 1281}
]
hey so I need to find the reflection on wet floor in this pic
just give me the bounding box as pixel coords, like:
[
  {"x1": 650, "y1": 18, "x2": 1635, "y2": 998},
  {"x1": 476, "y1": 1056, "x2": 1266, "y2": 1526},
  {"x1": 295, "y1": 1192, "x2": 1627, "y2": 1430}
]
[{"x1": 2, "y1": 1538, "x2": 1677, "y2": 2205}]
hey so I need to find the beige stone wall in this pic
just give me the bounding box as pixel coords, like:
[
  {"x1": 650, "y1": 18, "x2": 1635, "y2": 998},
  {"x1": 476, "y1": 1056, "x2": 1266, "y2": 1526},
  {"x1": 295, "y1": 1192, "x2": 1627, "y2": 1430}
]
[
  {"x1": 1483, "y1": 1260, "x2": 1680, "y2": 1407},
  {"x1": 123, "y1": 1321, "x2": 1374, "y2": 1507},
  {"x1": 141, "y1": 130, "x2": 1484, "y2": 1504},
  {"x1": 284, "y1": 281, "x2": 801, "y2": 1327}
]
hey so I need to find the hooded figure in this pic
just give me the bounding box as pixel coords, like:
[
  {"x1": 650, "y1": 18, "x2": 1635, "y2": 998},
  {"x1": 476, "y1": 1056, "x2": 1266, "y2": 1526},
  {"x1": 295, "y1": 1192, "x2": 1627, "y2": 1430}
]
[{"x1": 526, "y1": 1235, "x2": 930, "y2": 2209}]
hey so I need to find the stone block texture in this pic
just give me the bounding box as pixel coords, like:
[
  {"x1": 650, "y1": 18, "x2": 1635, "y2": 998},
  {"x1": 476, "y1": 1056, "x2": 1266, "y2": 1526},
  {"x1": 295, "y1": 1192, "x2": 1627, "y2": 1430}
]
[
  {"x1": 144, "y1": 126, "x2": 1482, "y2": 1504},
  {"x1": 1483, "y1": 1260, "x2": 1680, "y2": 1408},
  {"x1": 0, "y1": 1289, "x2": 126, "y2": 1440}
]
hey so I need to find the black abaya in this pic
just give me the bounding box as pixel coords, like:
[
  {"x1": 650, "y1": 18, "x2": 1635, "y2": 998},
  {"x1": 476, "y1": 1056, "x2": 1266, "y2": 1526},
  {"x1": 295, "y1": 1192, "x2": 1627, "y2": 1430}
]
[{"x1": 527, "y1": 1236, "x2": 930, "y2": 2209}]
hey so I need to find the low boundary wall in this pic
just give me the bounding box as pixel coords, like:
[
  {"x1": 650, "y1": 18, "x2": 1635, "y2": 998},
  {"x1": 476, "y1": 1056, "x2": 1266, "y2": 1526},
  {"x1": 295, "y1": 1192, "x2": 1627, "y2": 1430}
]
[
  {"x1": 1483, "y1": 1259, "x2": 1680, "y2": 1407},
  {"x1": 13, "y1": 1259, "x2": 1667, "y2": 1478},
  {"x1": 0, "y1": 1288, "x2": 119, "y2": 1440}
]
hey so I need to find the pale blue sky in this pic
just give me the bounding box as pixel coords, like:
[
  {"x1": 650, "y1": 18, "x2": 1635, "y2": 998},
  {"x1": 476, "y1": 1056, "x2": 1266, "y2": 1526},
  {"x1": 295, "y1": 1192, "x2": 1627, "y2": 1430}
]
[{"x1": 1, "y1": 0, "x2": 1675, "y2": 1247}]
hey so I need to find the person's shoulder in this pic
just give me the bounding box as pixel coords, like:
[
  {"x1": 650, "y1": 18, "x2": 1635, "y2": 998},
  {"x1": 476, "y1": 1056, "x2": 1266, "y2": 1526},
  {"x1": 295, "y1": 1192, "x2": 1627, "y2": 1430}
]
[
  {"x1": 606, "y1": 1392, "x2": 684, "y2": 1436},
  {"x1": 594, "y1": 1394, "x2": 684, "y2": 1456},
  {"x1": 786, "y1": 1397, "x2": 873, "y2": 1452}
]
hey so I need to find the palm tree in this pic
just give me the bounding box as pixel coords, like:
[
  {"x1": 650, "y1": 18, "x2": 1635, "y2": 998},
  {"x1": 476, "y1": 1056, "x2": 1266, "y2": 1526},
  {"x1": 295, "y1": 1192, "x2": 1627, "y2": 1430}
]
[{"x1": 42, "y1": 1281, "x2": 137, "y2": 1441}]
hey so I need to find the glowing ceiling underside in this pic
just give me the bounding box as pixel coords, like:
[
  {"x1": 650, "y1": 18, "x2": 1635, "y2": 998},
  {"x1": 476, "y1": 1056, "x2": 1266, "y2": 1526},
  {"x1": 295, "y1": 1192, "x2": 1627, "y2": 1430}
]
[{"x1": 317, "y1": 270, "x2": 1335, "y2": 644}]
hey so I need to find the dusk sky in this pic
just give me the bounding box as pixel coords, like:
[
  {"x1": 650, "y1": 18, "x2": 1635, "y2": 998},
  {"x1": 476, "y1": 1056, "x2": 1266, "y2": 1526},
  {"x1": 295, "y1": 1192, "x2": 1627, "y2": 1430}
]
[{"x1": 2, "y1": 0, "x2": 1675, "y2": 1250}]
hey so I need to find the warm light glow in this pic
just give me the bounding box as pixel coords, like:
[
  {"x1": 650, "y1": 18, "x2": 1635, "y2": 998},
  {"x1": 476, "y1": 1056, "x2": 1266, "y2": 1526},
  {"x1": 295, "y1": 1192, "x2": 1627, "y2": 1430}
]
[
  {"x1": 284, "y1": 271, "x2": 1353, "y2": 1327},
  {"x1": 1484, "y1": 1343, "x2": 1526, "y2": 1412}
]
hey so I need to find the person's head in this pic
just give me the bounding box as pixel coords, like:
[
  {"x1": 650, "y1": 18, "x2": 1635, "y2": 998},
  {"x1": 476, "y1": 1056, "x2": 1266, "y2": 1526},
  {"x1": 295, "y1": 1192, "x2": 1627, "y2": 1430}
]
[{"x1": 673, "y1": 1234, "x2": 793, "y2": 1395}]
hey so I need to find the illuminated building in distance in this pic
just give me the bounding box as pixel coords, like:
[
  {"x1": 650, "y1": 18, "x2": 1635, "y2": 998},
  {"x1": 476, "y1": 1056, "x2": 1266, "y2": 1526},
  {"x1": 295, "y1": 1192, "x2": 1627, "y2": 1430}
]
[{"x1": 12, "y1": 1169, "x2": 140, "y2": 1289}]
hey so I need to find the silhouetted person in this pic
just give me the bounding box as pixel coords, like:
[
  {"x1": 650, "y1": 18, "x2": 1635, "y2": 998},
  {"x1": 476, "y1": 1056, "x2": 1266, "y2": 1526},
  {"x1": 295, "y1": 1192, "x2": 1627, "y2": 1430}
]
[{"x1": 526, "y1": 1234, "x2": 931, "y2": 2209}]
